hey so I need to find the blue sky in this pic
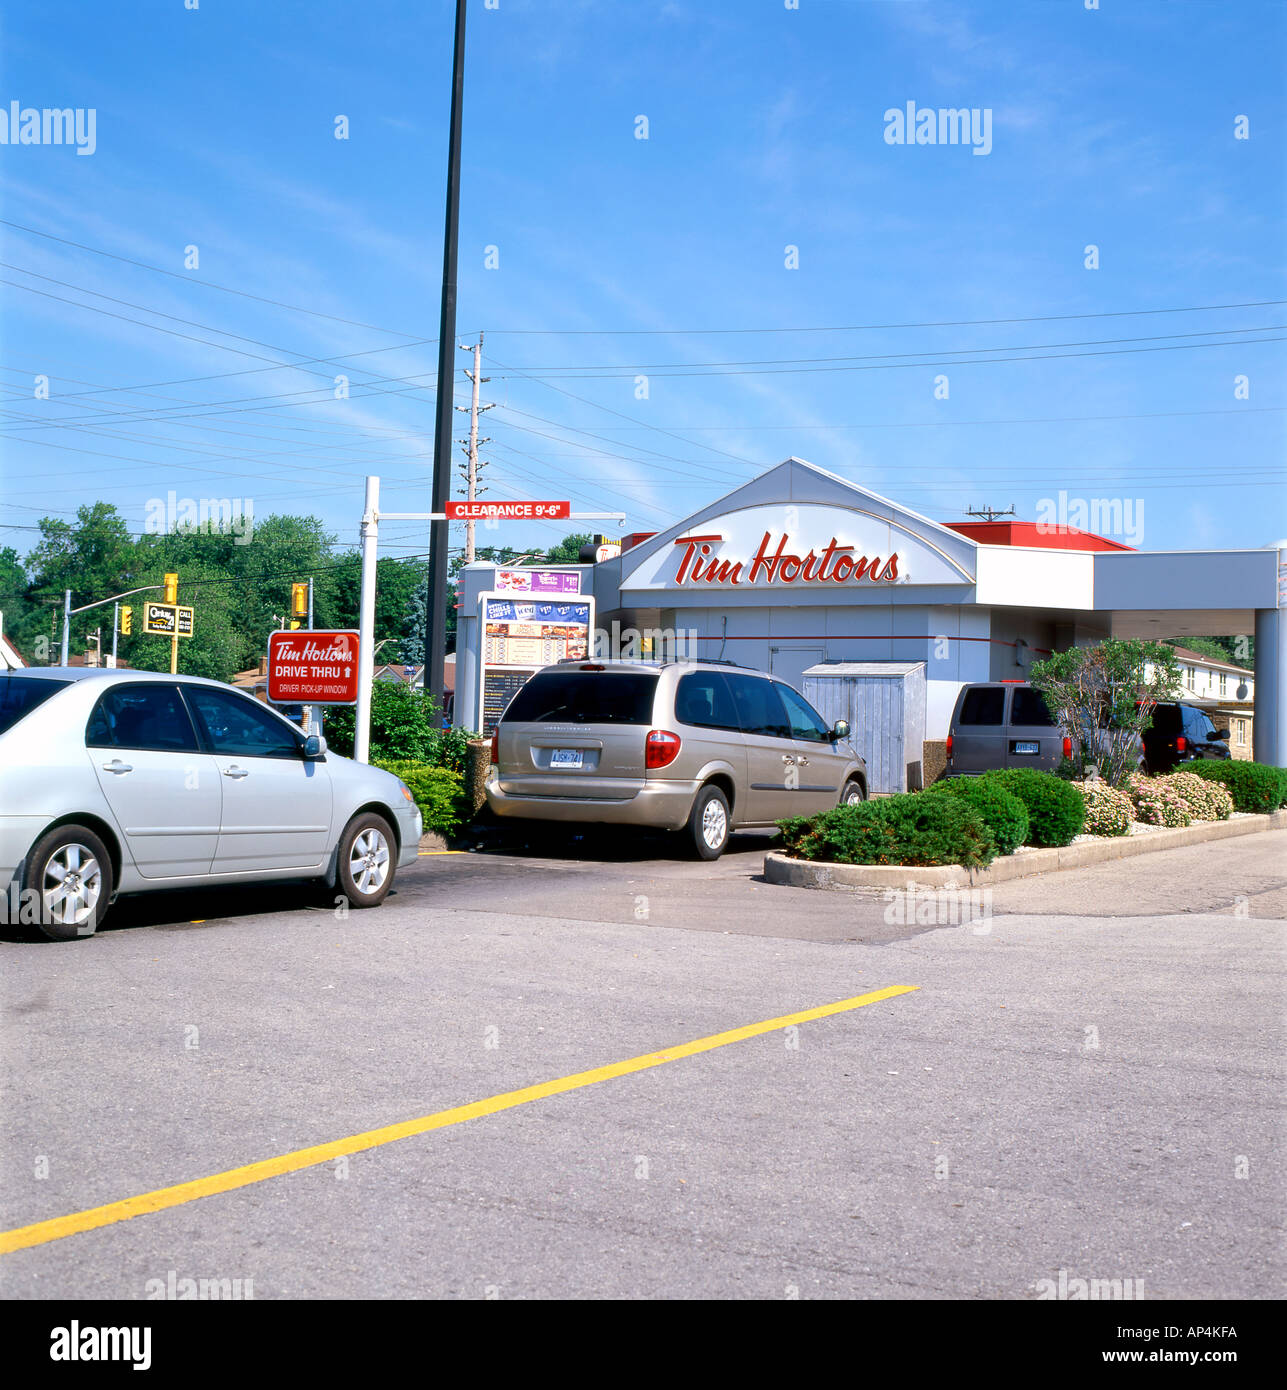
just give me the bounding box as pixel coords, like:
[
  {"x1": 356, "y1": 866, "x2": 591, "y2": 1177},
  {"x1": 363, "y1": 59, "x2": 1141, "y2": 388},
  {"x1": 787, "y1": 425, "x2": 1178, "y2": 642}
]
[{"x1": 2, "y1": 0, "x2": 1284, "y2": 566}]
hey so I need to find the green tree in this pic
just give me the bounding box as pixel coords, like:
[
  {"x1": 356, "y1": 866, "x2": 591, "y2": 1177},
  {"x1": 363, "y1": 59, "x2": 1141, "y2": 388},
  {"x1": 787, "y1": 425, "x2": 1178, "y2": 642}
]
[{"x1": 1030, "y1": 639, "x2": 1181, "y2": 786}]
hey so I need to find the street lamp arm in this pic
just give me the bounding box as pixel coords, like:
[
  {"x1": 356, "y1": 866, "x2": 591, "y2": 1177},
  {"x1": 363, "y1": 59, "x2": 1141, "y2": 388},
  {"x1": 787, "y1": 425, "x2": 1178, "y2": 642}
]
[{"x1": 70, "y1": 584, "x2": 163, "y2": 616}]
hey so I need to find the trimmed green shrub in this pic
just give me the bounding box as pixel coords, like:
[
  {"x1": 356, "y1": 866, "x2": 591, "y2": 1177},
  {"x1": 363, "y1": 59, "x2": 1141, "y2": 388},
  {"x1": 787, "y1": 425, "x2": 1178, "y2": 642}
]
[
  {"x1": 978, "y1": 768, "x2": 1086, "y2": 847},
  {"x1": 926, "y1": 777, "x2": 1029, "y2": 855},
  {"x1": 778, "y1": 793, "x2": 997, "y2": 868},
  {"x1": 1074, "y1": 781, "x2": 1133, "y2": 837},
  {"x1": 373, "y1": 759, "x2": 465, "y2": 836},
  {"x1": 1184, "y1": 760, "x2": 1285, "y2": 814}
]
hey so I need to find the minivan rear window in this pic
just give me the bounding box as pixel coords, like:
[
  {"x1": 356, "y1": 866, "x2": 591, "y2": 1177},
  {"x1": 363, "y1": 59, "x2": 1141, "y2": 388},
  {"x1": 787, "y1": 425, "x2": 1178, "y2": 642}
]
[
  {"x1": 502, "y1": 670, "x2": 659, "y2": 725},
  {"x1": 959, "y1": 686, "x2": 1005, "y2": 726},
  {"x1": 1009, "y1": 688, "x2": 1056, "y2": 727},
  {"x1": 0, "y1": 677, "x2": 69, "y2": 736}
]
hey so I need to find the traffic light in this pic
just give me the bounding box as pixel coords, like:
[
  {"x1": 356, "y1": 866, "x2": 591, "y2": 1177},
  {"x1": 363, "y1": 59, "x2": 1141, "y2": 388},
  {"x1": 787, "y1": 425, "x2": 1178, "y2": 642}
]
[
  {"x1": 291, "y1": 582, "x2": 309, "y2": 619},
  {"x1": 120, "y1": 606, "x2": 132, "y2": 636},
  {"x1": 163, "y1": 572, "x2": 179, "y2": 604},
  {"x1": 288, "y1": 619, "x2": 301, "y2": 630}
]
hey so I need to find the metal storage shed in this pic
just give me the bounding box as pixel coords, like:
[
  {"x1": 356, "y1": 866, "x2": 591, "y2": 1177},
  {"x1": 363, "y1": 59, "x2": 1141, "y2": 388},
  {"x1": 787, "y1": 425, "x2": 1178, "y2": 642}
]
[{"x1": 802, "y1": 661, "x2": 927, "y2": 795}]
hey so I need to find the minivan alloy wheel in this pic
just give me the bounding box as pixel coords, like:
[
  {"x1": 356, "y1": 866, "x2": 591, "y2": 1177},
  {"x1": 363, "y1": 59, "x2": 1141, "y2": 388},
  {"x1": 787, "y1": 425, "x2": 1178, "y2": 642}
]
[{"x1": 702, "y1": 796, "x2": 728, "y2": 849}]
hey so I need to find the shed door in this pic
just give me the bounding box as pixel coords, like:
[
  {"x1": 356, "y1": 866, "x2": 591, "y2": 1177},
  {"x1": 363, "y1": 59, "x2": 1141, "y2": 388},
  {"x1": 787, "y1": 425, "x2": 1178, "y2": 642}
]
[{"x1": 769, "y1": 647, "x2": 825, "y2": 693}]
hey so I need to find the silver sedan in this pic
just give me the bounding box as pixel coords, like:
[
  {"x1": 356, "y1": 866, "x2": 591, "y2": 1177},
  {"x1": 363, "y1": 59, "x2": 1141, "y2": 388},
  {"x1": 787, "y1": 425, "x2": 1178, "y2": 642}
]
[{"x1": 0, "y1": 668, "x2": 422, "y2": 940}]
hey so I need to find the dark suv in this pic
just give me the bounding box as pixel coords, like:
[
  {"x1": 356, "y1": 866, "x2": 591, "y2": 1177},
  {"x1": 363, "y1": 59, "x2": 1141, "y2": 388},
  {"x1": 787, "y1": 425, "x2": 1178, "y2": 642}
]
[{"x1": 1141, "y1": 702, "x2": 1231, "y2": 774}]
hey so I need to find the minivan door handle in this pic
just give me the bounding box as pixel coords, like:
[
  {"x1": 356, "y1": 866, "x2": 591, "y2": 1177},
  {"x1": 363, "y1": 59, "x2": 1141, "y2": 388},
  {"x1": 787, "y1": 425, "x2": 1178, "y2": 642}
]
[
  {"x1": 101, "y1": 759, "x2": 133, "y2": 774},
  {"x1": 781, "y1": 754, "x2": 795, "y2": 763},
  {"x1": 223, "y1": 766, "x2": 250, "y2": 780}
]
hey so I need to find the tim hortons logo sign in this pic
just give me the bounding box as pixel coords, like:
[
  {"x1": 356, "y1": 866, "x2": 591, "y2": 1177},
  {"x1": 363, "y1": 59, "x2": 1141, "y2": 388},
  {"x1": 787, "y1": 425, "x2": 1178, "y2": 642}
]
[{"x1": 673, "y1": 532, "x2": 900, "y2": 587}]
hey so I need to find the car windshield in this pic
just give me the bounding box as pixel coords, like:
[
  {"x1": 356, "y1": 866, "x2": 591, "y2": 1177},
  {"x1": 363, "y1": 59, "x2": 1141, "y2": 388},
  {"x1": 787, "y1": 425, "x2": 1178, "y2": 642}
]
[
  {"x1": 0, "y1": 676, "x2": 70, "y2": 736},
  {"x1": 503, "y1": 671, "x2": 659, "y2": 725}
]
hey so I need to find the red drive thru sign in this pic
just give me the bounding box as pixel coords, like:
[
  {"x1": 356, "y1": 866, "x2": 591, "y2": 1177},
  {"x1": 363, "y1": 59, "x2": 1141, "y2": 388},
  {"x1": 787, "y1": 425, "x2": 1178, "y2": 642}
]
[
  {"x1": 446, "y1": 500, "x2": 569, "y2": 521},
  {"x1": 267, "y1": 630, "x2": 360, "y2": 704}
]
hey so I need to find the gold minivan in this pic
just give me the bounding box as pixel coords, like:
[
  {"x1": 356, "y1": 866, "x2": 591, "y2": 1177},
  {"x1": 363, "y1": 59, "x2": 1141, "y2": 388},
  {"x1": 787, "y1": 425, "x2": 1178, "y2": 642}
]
[{"x1": 485, "y1": 660, "x2": 866, "y2": 859}]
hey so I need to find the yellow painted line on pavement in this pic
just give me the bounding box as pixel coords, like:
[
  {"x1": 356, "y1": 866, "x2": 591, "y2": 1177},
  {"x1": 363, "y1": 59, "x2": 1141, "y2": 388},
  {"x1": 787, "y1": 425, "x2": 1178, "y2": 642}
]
[
  {"x1": 0, "y1": 985, "x2": 917, "y2": 1255},
  {"x1": 417, "y1": 849, "x2": 465, "y2": 856}
]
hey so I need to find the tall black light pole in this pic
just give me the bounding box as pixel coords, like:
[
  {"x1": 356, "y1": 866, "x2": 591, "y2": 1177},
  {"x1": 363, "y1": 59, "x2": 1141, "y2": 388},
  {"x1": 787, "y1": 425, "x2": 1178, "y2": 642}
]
[{"x1": 426, "y1": 0, "x2": 467, "y2": 711}]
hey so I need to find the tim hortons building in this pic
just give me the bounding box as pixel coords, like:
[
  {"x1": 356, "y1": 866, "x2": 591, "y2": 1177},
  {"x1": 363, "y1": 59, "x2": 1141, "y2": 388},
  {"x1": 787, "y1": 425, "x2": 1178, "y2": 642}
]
[{"x1": 454, "y1": 458, "x2": 1287, "y2": 774}]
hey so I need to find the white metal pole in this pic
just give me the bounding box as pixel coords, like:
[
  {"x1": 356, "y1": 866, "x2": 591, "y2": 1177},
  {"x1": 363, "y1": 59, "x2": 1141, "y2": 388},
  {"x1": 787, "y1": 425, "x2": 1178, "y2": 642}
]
[
  {"x1": 110, "y1": 602, "x2": 118, "y2": 669},
  {"x1": 306, "y1": 577, "x2": 320, "y2": 737},
  {"x1": 60, "y1": 589, "x2": 71, "y2": 666},
  {"x1": 354, "y1": 476, "x2": 380, "y2": 763}
]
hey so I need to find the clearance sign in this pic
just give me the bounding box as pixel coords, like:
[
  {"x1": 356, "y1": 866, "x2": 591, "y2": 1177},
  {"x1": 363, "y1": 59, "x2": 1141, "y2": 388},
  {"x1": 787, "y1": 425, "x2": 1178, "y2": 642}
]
[{"x1": 620, "y1": 503, "x2": 973, "y2": 593}]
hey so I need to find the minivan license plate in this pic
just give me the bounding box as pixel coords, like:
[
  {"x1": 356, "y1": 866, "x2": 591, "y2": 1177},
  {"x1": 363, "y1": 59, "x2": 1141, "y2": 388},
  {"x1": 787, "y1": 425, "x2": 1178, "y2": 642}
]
[
  {"x1": 550, "y1": 749, "x2": 583, "y2": 769},
  {"x1": 1014, "y1": 741, "x2": 1040, "y2": 755}
]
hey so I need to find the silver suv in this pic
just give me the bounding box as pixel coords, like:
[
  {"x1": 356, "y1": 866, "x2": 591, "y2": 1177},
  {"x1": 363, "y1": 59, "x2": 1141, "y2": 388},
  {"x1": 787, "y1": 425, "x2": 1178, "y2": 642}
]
[{"x1": 485, "y1": 660, "x2": 866, "y2": 859}]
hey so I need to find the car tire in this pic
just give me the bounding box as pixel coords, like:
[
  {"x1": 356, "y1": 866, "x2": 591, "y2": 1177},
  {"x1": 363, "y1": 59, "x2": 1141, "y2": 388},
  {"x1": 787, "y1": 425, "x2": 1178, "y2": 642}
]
[
  {"x1": 22, "y1": 824, "x2": 113, "y2": 941},
  {"x1": 686, "y1": 784, "x2": 730, "y2": 861},
  {"x1": 336, "y1": 812, "x2": 397, "y2": 908},
  {"x1": 839, "y1": 777, "x2": 866, "y2": 808}
]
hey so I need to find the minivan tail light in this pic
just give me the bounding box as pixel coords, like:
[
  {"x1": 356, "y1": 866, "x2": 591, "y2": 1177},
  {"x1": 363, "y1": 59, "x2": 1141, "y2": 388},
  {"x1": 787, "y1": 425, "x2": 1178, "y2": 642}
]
[
  {"x1": 490, "y1": 730, "x2": 499, "y2": 764},
  {"x1": 645, "y1": 729, "x2": 682, "y2": 769},
  {"x1": 1176, "y1": 735, "x2": 1187, "y2": 754},
  {"x1": 1062, "y1": 736, "x2": 1072, "y2": 759},
  {"x1": 945, "y1": 733, "x2": 953, "y2": 762}
]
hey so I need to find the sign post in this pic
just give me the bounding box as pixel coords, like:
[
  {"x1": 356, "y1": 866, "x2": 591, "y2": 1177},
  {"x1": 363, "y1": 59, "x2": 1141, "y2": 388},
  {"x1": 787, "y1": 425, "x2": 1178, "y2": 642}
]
[{"x1": 354, "y1": 474, "x2": 625, "y2": 757}]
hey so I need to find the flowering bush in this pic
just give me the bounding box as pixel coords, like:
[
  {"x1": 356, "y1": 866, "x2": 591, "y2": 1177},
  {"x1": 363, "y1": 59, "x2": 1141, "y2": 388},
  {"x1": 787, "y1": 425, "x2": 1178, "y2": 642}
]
[
  {"x1": 1074, "y1": 781, "x2": 1134, "y2": 837},
  {"x1": 1165, "y1": 770, "x2": 1234, "y2": 822},
  {"x1": 1127, "y1": 773, "x2": 1191, "y2": 828}
]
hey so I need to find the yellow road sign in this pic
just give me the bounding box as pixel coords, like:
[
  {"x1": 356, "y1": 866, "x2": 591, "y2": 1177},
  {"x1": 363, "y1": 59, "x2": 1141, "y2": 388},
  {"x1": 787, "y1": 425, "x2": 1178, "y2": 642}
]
[{"x1": 142, "y1": 603, "x2": 195, "y2": 637}]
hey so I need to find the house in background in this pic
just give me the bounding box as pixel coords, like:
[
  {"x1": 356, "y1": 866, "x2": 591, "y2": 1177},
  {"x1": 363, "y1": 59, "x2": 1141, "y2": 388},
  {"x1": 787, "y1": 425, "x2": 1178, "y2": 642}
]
[{"x1": 0, "y1": 614, "x2": 29, "y2": 669}]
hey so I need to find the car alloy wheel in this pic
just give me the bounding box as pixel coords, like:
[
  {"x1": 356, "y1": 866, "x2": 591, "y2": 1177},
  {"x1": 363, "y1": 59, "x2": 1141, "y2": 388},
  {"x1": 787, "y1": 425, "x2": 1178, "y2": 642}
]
[
  {"x1": 337, "y1": 812, "x2": 397, "y2": 908},
  {"x1": 841, "y1": 779, "x2": 866, "y2": 806},
  {"x1": 42, "y1": 842, "x2": 103, "y2": 928},
  {"x1": 702, "y1": 796, "x2": 728, "y2": 850},
  {"x1": 349, "y1": 827, "x2": 390, "y2": 896},
  {"x1": 22, "y1": 823, "x2": 114, "y2": 941}
]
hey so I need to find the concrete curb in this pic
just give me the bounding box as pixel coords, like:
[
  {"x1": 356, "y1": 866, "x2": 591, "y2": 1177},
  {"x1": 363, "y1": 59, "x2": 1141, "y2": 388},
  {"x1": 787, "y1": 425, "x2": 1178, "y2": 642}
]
[{"x1": 764, "y1": 808, "x2": 1287, "y2": 891}]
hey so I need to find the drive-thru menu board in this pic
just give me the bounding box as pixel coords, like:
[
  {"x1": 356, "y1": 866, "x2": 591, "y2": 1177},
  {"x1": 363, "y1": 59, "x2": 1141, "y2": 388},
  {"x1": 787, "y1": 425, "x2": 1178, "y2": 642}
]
[{"x1": 476, "y1": 593, "x2": 594, "y2": 734}]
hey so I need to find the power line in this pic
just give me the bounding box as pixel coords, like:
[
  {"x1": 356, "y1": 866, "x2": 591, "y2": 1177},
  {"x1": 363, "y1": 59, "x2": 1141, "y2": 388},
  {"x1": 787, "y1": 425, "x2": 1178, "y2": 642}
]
[
  {"x1": 484, "y1": 300, "x2": 1287, "y2": 335},
  {"x1": 483, "y1": 323, "x2": 1287, "y2": 373},
  {"x1": 0, "y1": 218, "x2": 428, "y2": 338}
]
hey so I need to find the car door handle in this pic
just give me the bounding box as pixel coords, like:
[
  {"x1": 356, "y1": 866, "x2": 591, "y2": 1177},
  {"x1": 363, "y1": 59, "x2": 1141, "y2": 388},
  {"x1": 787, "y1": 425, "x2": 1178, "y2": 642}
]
[
  {"x1": 223, "y1": 766, "x2": 250, "y2": 780},
  {"x1": 781, "y1": 754, "x2": 795, "y2": 763},
  {"x1": 102, "y1": 759, "x2": 133, "y2": 774},
  {"x1": 797, "y1": 755, "x2": 810, "y2": 766}
]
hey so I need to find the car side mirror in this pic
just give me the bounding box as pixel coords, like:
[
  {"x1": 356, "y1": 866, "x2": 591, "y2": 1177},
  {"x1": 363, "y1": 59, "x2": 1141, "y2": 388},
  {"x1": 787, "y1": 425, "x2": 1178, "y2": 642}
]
[
  {"x1": 1212, "y1": 728, "x2": 1230, "y2": 742},
  {"x1": 303, "y1": 734, "x2": 327, "y2": 759},
  {"x1": 830, "y1": 719, "x2": 850, "y2": 742}
]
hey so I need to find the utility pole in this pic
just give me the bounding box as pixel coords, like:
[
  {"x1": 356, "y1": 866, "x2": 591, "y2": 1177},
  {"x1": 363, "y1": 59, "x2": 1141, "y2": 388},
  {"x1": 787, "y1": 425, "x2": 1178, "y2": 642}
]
[
  {"x1": 425, "y1": 0, "x2": 468, "y2": 711},
  {"x1": 966, "y1": 505, "x2": 1016, "y2": 523},
  {"x1": 455, "y1": 332, "x2": 494, "y2": 563}
]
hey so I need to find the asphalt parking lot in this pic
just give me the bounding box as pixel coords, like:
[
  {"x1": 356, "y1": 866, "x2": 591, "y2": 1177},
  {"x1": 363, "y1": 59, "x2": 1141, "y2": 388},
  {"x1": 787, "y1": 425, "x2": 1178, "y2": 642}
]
[{"x1": 1, "y1": 829, "x2": 1284, "y2": 1299}]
